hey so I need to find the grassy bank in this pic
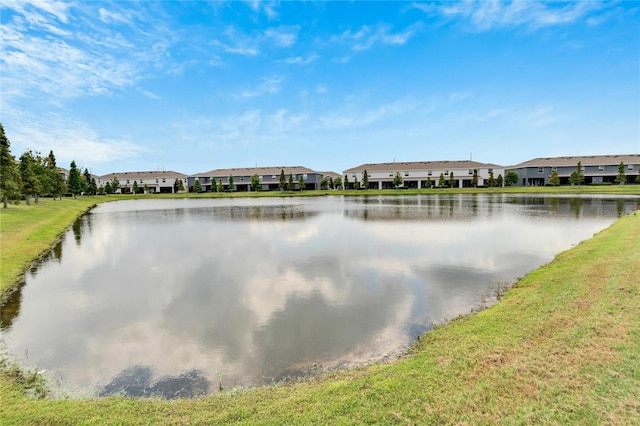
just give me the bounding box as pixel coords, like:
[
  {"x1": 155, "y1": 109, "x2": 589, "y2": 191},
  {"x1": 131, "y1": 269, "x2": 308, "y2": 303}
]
[{"x1": 1, "y1": 191, "x2": 639, "y2": 424}]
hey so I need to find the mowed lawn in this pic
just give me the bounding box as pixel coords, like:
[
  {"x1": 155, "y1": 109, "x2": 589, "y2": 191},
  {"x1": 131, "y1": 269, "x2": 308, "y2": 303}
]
[{"x1": 1, "y1": 190, "x2": 639, "y2": 424}]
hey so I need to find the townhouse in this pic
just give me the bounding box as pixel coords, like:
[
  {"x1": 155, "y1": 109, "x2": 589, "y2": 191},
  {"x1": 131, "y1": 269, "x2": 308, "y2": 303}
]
[{"x1": 99, "y1": 171, "x2": 188, "y2": 194}]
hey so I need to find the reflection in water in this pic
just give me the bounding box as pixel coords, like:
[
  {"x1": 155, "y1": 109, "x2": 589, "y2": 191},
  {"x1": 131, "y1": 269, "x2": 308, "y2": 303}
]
[{"x1": 1, "y1": 195, "x2": 638, "y2": 398}]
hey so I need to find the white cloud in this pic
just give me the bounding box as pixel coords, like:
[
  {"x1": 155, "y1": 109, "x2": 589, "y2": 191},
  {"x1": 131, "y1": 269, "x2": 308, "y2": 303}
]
[
  {"x1": 316, "y1": 85, "x2": 328, "y2": 94},
  {"x1": 331, "y1": 23, "x2": 420, "y2": 51},
  {"x1": 236, "y1": 76, "x2": 283, "y2": 98},
  {"x1": 319, "y1": 98, "x2": 421, "y2": 129},
  {"x1": 283, "y1": 53, "x2": 319, "y2": 65},
  {"x1": 264, "y1": 25, "x2": 300, "y2": 47},
  {"x1": 416, "y1": 0, "x2": 606, "y2": 31},
  {"x1": 4, "y1": 107, "x2": 147, "y2": 167}
]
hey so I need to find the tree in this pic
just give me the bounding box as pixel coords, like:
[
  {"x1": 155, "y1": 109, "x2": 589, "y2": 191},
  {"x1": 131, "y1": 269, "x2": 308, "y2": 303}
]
[
  {"x1": 173, "y1": 178, "x2": 181, "y2": 193},
  {"x1": 104, "y1": 181, "x2": 113, "y2": 194},
  {"x1": 193, "y1": 179, "x2": 201, "y2": 192},
  {"x1": 487, "y1": 170, "x2": 496, "y2": 187},
  {"x1": 279, "y1": 169, "x2": 286, "y2": 191},
  {"x1": 132, "y1": 180, "x2": 139, "y2": 194},
  {"x1": 497, "y1": 174, "x2": 503, "y2": 187},
  {"x1": 83, "y1": 169, "x2": 97, "y2": 195},
  {"x1": 333, "y1": 176, "x2": 342, "y2": 190},
  {"x1": 32, "y1": 153, "x2": 51, "y2": 203},
  {"x1": 47, "y1": 150, "x2": 65, "y2": 200},
  {"x1": 217, "y1": 179, "x2": 223, "y2": 192},
  {"x1": 636, "y1": 171, "x2": 640, "y2": 184},
  {"x1": 426, "y1": 177, "x2": 432, "y2": 189},
  {"x1": 143, "y1": 184, "x2": 149, "y2": 194},
  {"x1": 98, "y1": 185, "x2": 105, "y2": 195},
  {"x1": 287, "y1": 173, "x2": 295, "y2": 191},
  {"x1": 615, "y1": 161, "x2": 626, "y2": 185},
  {"x1": 549, "y1": 170, "x2": 560, "y2": 186},
  {"x1": 569, "y1": 170, "x2": 579, "y2": 186},
  {"x1": 251, "y1": 174, "x2": 260, "y2": 191},
  {"x1": 393, "y1": 171, "x2": 403, "y2": 189},
  {"x1": 472, "y1": 169, "x2": 478, "y2": 187},
  {"x1": 228, "y1": 175, "x2": 234, "y2": 191},
  {"x1": 320, "y1": 177, "x2": 328, "y2": 190},
  {"x1": 438, "y1": 173, "x2": 445, "y2": 188},
  {"x1": 19, "y1": 151, "x2": 39, "y2": 205},
  {"x1": 344, "y1": 175, "x2": 349, "y2": 189},
  {"x1": 67, "y1": 161, "x2": 82, "y2": 198},
  {"x1": 449, "y1": 171, "x2": 455, "y2": 188},
  {"x1": 575, "y1": 161, "x2": 585, "y2": 186},
  {"x1": 177, "y1": 179, "x2": 185, "y2": 192},
  {"x1": 362, "y1": 170, "x2": 369, "y2": 190},
  {"x1": 353, "y1": 176, "x2": 359, "y2": 189},
  {"x1": 298, "y1": 174, "x2": 305, "y2": 191},
  {"x1": 111, "y1": 178, "x2": 120, "y2": 194},
  {"x1": 0, "y1": 124, "x2": 21, "y2": 208},
  {"x1": 504, "y1": 170, "x2": 519, "y2": 186}
]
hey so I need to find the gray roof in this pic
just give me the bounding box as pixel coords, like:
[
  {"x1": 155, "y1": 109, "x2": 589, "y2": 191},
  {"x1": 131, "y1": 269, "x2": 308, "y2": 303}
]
[
  {"x1": 101, "y1": 171, "x2": 187, "y2": 180},
  {"x1": 344, "y1": 160, "x2": 503, "y2": 173},
  {"x1": 508, "y1": 154, "x2": 640, "y2": 169},
  {"x1": 192, "y1": 166, "x2": 318, "y2": 178}
]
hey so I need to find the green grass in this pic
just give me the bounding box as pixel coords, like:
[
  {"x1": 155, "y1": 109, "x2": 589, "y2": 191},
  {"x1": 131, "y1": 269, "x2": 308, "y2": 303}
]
[{"x1": 1, "y1": 188, "x2": 639, "y2": 424}]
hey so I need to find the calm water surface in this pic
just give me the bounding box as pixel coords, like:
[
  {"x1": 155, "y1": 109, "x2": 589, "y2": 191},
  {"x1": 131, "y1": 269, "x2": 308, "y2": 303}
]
[{"x1": 1, "y1": 194, "x2": 637, "y2": 398}]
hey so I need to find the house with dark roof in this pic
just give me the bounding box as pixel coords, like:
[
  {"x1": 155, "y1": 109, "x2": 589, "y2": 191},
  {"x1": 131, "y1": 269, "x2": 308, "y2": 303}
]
[
  {"x1": 507, "y1": 154, "x2": 640, "y2": 186},
  {"x1": 187, "y1": 166, "x2": 336, "y2": 192},
  {"x1": 343, "y1": 160, "x2": 505, "y2": 189}
]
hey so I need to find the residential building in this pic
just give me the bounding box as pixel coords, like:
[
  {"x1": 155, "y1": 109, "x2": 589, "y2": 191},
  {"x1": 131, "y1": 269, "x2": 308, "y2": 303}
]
[
  {"x1": 99, "y1": 171, "x2": 187, "y2": 194},
  {"x1": 507, "y1": 154, "x2": 640, "y2": 186},
  {"x1": 187, "y1": 166, "x2": 330, "y2": 192},
  {"x1": 343, "y1": 161, "x2": 505, "y2": 189}
]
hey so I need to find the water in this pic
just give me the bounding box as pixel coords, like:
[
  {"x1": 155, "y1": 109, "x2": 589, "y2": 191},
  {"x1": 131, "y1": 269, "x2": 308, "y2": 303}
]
[{"x1": 1, "y1": 194, "x2": 637, "y2": 398}]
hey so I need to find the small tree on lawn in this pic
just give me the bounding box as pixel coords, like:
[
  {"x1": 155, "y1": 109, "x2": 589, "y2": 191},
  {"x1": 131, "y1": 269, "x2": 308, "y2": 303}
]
[
  {"x1": 497, "y1": 174, "x2": 503, "y2": 187},
  {"x1": 549, "y1": 170, "x2": 560, "y2": 186},
  {"x1": 279, "y1": 169, "x2": 286, "y2": 191},
  {"x1": 333, "y1": 176, "x2": 342, "y2": 190},
  {"x1": 344, "y1": 175, "x2": 349, "y2": 189},
  {"x1": 193, "y1": 179, "x2": 201, "y2": 193},
  {"x1": 362, "y1": 170, "x2": 369, "y2": 190},
  {"x1": 287, "y1": 173, "x2": 295, "y2": 191},
  {"x1": 615, "y1": 161, "x2": 626, "y2": 184},
  {"x1": 133, "y1": 180, "x2": 139, "y2": 194},
  {"x1": 569, "y1": 171, "x2": 579, "y2": 186},
  {"x1": 426, "y1": 177, "x2": 432, "y2": 188},
  {"x1": 68, "y1": 160, "x2": 83, "y2": 198},
  {"x1": 636, "y1": 171, "x2": 640, "y2": 184},
  {"x1": 217, "y1": 179, "x2": 223, "y2": 192},
  {"x1": 83, "y1": 169, "x2": 97, "y2": 195},
  {"x1": 111, "y1": 178, "x2": 120, "y2": 194},
  {"x1": 251, "y1": 174, "x2": 260, "y2": 191},
  {"x1": 98, "y1": 185, "x2": 105, "y2": 195},
  {"x1": 143, "y1": 184, "x2": 149, "y2": 194},
  {"x1": 19, "y1": 151, "x2": 39, "y2": 205},
  {"x1": 505, "y1": 170, "x2": 519, "y2": 186},
  {"x1": 576, "y1": 161, "x2": 585, "y2": 186},
  {"x1": 487, "y1": 170, "x2": 496, "y2": 187},
  {"x1": 438, "y1": 173, "x2": 445, "y2": 188},
  {"x1": 228, "y1": 175, "x2": 234, "y2": 191},
  {"x1": 393, "y1": 171, "x2": 403, "y2": 189},
  {"x1": 105, "y1": 181, "x2": 113, "y2": 194},
  {"x1": 320, "y1": 177, "x2": 328, "y2": 190},
  {"x1": 47, "y1": 150, "x2": 65, "y2": 200},
  {"x1": 353, "y1": 176, "x2": 359, "y2": 190},
  {"x1": 472, "y1": 169, "x2": 478, "y2": 187},
  {"x1": 449, "y1": 171, "x2": 455, "y2": 188},
  {"x1": 298, "y1": 175, "x2": 305, "y2": 191}
]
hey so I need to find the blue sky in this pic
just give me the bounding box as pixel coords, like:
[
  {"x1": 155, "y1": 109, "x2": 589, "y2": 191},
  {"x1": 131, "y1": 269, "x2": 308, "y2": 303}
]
[{"x1": 1, "y1": 1, "x2": 638, "y2": 176}]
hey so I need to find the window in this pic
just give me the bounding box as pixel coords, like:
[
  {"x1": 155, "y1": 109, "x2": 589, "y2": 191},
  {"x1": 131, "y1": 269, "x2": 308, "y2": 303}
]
[
  {"x1": 162, "y1": 178, "x2": 166, "y2": 183},
  {"x1": 156, "y1": 179, "x2": 159, "y2": 183},
  {"x1": 404, "y1": 172, "x2": 409, "y2": 177},
  {"x1": 272, "y1": 175, "x2": 277, "y2": 179},
  {"x1": 488, "y1": 168, "x2": 493, "y2": 173},
  {"x1": 468, "y1": 169, "x2": 473, "y2": 175},
  {"x1": 140, "y1": 179, "x2": 143, "y2": 183},
  {"x1": 444, "y1": 171, "x2": 449, "y2": 175},
  {"x1": 303, "y1": 174, "x2": 308, "y2": 179},
  {"x1": 126, "y1": 180, "x2": 130, "y2": 184},
  {"x1": 627, "y1": 165, "x2": 635, "y2": 171},
  {"x1": 551, "y1": 167, "x2": 557, "y2": 172},
  {"x1": 389, "y1": 173, "x2": 393, "y2": 177},
  {"x1": 428, "y1": 171, "x2": 432, "y2": 176},
  {"x1": 538, "y1": 167, "x2": 544, "y2": 173},
  {"x1": 240, "y1": 177, "x2": 245, "y2": 181},
  {"x1": 598, "y1": 165, "x2": 604, "y2": 172}
]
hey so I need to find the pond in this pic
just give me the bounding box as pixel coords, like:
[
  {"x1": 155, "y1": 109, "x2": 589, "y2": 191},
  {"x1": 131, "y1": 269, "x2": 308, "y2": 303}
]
[{"x1": 1, "y1": 194, "x2": 638, "y2": 398}]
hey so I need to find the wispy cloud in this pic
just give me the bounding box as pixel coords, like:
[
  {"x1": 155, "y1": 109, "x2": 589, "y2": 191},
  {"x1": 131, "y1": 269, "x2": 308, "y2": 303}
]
[
  {"x1": 245, "y1": 0, "x2": 279, "y2": 20},
  {"x1": 319, "y1": 98, "x2": 421, "y2": 129},
  {"x1": 415, "y1": 0, "x2": 607, "y2": 31},
  {"x1": 282, "y1": 53, "x2": 319, "y2": 65},
  {"x1": 264, "y1": 25, "x2": 300, "y2": 47},
  {"x1": 235, "y1": 76, "x2": 284, "y2": 98},
  {"x1": 4, "y1": 106, "x2": 147, "y2": 167},
  {"x1": 331, "y1": 23, "x2": 421, "y2": 51}
]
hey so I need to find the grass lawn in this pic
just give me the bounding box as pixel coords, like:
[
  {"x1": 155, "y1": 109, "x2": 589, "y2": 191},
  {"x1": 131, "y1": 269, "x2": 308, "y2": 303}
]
[{"x1": 1, "y1": 188, "x2": 639, "y2": 424}]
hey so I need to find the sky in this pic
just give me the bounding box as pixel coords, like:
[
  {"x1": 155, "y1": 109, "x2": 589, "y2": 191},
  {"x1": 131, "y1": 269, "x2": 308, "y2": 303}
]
[{"x1": 1, "y1": 1, "x2": 639, "y2": 176}]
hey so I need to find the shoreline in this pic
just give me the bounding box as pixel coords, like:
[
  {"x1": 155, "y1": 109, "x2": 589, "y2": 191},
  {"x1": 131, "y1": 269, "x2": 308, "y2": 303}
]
[{"x1": 1, "y1": 190, "x2": 639, "y2": 424}]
